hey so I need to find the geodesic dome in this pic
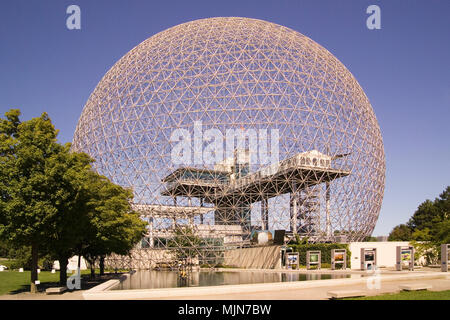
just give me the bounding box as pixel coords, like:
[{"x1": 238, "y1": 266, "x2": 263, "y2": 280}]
[{"x1": 72, "y1": 17, "x2": 385, "y2": 263}]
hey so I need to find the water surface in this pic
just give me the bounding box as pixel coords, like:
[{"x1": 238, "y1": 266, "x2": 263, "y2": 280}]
[{"x1": 116, "y1": 270, "x2": 361, "y2": 290}]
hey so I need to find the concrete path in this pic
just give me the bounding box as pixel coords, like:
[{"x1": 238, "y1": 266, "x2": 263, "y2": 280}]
[
  {"x1": 157, "y1": 278, "x2": 450, "y2": 300},
  {"x1": 0, "y1": 290, "x2": 85, "y2": 300},
  {"x1": 1, "y1": 270, "x2": 448, "y2": 300}
]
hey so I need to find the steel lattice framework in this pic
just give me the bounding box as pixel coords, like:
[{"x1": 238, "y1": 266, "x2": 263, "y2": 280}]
[{"x1": 72, "y1": 17, "x2": 385, "y2": 269}]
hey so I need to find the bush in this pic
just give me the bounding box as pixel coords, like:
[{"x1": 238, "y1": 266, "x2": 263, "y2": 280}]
[
  {"x1": 39, "y1": 255, "x2": 55, "y2": 271},
  {"x1": 288, "y1": 243, "x2": 351, "y2": 267},
  {"x1": 0, "y1": 259, "x2": 18, "y2": 269},
  {"x1": 7, "y1": 246, "x2": 32, "y2": 270},
  {"x1": 3, "y1": 246, "x2": 54, "y2": 270},
  {"x1": 0, "y1": 242, "x2": 9, "y2": 258}
]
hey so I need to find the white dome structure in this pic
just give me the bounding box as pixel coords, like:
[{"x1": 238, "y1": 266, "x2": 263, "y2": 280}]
[{"x1": 73, "y1": 17, "x2": 385, "y2": 266}]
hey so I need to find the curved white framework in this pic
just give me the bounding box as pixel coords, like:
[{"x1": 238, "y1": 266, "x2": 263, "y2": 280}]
[{"x1": 72, "y1": 17, "x2": 385, "y2": 268}]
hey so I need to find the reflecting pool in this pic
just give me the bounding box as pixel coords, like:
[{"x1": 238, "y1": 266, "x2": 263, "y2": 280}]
[{"x1": 115, "y1": 271, "x2": 361, "y2": 290}]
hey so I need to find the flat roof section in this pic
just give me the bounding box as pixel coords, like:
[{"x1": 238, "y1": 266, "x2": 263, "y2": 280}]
[
  {"x1": 161, "y1": 152, "x2": 350, "y2": 203},
  {"x1": 132, "y1": 204, "x2": 214, "y2": 218}
]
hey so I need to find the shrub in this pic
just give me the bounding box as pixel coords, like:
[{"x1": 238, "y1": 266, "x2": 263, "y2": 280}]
[
  {"x1": 0, "y1": 242, "x2": 9, "y2": 258},
  {"x1": 3, "y1": 247, "x2": 54, "y2": 270},
  {"x1": 39, "y1": 255, "x2": 55, "y2": 270},
  {"x1": 7, "y1": 246, "x2": 32, "y2": 270}
]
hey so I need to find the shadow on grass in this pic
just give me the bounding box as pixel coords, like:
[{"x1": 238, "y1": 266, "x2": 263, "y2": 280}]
[{"x1": 6, "y1": 273, "x2": 124, "y2": 295}]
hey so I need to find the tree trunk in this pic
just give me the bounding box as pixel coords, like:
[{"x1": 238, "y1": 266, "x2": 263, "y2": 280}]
[
  {"x1": 30, "y1": 243, "x2": 38, "y2": 293},
  {"x1": 99, "y1": 256, "x2": 105, "y2": 276},
  {"x1": 58, "y1": 255, "x2": 69, "y2": 286},
  {"x1": 90, "y1": 257, "x2": 96, "y2": 280}
]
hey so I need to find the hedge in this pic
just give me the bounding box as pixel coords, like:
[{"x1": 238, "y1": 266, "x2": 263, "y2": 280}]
[{"x1": 288, "y1": 243, "x2": 351, "y2": 267}]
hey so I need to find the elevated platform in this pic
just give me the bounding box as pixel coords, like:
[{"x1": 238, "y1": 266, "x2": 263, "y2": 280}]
[
  {"x1": 161, "y1": 152, "x2": 350, "y2": 204},
  {"x1": 132, "y1": 204, "x2": 214, "y2": 218}
]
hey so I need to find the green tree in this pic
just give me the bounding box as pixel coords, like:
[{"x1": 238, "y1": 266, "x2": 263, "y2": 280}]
[
  {"x1": 407, "y1": 200, "x2": 442, "y2": 231},
  {"x1": 0, "y1": 110, "x2": 64, "y2": 293},
  {"x1": 411, "y1": 228, "x2": 432, "y2": 241},
  {"x1": 42, "y1": 143, "x2": 146, "y2": 284},
  {"x1": 433, "y1": 219, "x2": 450, "y2": 244},
  {"x1": 80, "y1": 173, "x2": 146, "y2": 279},
  {"x1": 388, "y1": 224, "x2": 412, "y2": 241},
  {"x1": 42, "y1": 148, "x2": 95, "y2": 285},
  {"x1": 389, "y1": 186, "x2": 449, "y2": 265},
  {"x1": 434, "y1": 186, "x2": 450, "y2": 221},
  {"x1": 0, "y1": 241, "x2": 7, "y2": 257},
  {"x1": 0, "y1": 109, "x2": 147, "y2": 289},
  {"x1": 168, "y1": 226, "x2": 203, "y2": 261}
]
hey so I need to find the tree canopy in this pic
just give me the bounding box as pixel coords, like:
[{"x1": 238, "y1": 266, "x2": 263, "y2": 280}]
[
  {"x1": 388, "y1": 224, "x2": 412, "y2": 241},
  {"x1": 0, "y1": 109, "x2": 146, "y2": 291},
  {"x1": 388, "y1": 186, "x2": 450, "y2": 264},
  {"x1": 168, "y1": 226, "x2": 203, "y2": 260},
  {"x1": 80, "y1": 173, "x2": 146, "y2": 277},
  {"x1": 388, "y1": 186, "x2": 449, "y2": 243},
  {"x1": 0, "y1": 110, "x2": 63, "y2": 292}
]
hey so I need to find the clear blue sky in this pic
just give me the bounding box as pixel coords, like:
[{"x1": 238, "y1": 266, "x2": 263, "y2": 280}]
[{"x1": 1, "y1": 0, "x2": 449, "y2": 236}]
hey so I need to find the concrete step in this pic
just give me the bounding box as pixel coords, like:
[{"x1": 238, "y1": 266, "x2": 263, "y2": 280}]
[
  {"x1": 399, "y1": 283, "x2": 432, "y2": 291},
  {"x1": 327, "y1": 290, "x2": 366, "y2": 299},
  {"x1": 46, "y1": 286, "x2": 67, "y2": 295}
]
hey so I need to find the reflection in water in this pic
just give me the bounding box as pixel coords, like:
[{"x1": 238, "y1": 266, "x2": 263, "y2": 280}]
[{"x1": 117, "y1": 271, "x2": 358, "y2": 290}]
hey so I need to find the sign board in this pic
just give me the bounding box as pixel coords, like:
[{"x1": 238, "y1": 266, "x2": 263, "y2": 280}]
[
  {"x1": 396, "y1": 246, "x2": 414, "y2": 271},
  {"x1": 360, "y1": 248, "x2": 377, "y2": 270},
  {"x1": 401, "y1": 249, "x2": 412, "y2": 262},
  {"x1": 306, "y1": 250, "x2": 321, "y2": 270},
  {"x1": 442, "y1": 244, "x2": 449, "y2": 272},
  {"x1": 285, "y1": 252, "x2": 299, "y2": 270},
  {"x1": 331, "y1": 249, "x2": 347, "y2": 270}
]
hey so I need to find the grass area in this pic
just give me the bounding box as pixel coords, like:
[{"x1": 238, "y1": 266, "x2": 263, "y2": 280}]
[
  {"x1": 0, "y1": 270, "x2": 92, "y2": 296},
  {"x1": 346, "y1": 290, "x2": 450, "y2": 300}
]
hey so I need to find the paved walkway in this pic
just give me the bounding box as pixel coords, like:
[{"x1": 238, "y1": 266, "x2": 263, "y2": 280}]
[
  {"x1": 157, "y1": 278, "x2": 450, "y2": 300},
  {"x1": 1, "y1": 270, "x2": 448, "y2": 300},
  {"x1": 0, "y1": 290, "x2": 85, "y2": 300}
]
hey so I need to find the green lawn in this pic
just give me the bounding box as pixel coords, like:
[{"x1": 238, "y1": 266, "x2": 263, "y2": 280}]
[
  {"x1": 346, "y1": 290, "x2": 450, "y2": 300},
  {"x1": 0, "y1": 270, "x2": 91, "y2": 296}
]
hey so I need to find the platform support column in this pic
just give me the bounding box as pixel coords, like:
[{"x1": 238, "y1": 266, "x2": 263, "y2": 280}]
[
  {"x1": 261, "y1": 197, "x2": 269, "y2": 230},
  {"x1": 149, "y1": 217, "x2": 154, "y2": 248},
  {"x1": 291, "y1": 182, "x2": 298, "y2": 234},
  {"x1": 200, "y1": 198, "x2": 204, "y2": 224},
  {"x1": 326, "y1": 182, "x2": 331, "y2": 239}
]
